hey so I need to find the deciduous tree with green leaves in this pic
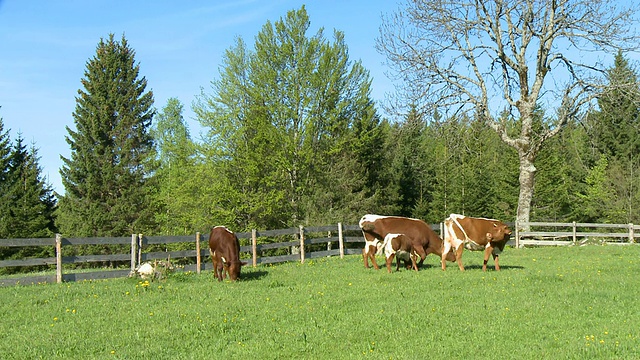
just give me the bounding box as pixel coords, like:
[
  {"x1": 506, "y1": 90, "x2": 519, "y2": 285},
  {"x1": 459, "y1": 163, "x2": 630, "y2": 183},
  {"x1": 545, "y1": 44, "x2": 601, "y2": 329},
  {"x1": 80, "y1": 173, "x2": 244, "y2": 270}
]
[
  {"x1": 57, "y1": 34, "x2": 156, "y2": 237},
  {"x1": 195, "y1": 6, "x2": 378, "y2": 228}
]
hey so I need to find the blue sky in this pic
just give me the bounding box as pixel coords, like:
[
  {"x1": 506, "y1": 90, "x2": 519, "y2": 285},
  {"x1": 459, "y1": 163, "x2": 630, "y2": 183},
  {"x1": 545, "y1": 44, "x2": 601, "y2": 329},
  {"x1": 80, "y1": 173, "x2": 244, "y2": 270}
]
[{"x1": 0, "y1": 0, "x2": 398, "y2": 194}]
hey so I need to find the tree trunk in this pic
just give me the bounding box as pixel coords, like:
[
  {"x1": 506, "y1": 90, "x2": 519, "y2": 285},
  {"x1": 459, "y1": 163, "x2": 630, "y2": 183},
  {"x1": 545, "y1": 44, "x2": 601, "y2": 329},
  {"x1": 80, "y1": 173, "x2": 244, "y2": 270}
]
[{"x1": 517, "y1": 155, "x2": 536, "y2": 231}]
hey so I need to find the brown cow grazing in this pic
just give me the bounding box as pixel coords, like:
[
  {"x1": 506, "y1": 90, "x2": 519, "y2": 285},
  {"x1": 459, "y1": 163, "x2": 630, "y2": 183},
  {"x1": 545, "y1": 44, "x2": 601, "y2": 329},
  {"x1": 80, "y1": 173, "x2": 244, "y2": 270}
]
[
  {"x1": 208, "y1": 226, "x2": 246, "y2": 281},
  {"x1": 381, "y1": 233, "x2": 425, "y2": 273},
  {"x1": 441, "y1": 214, "x2": 512, "y2": 271},
  {"x1": 359, "y1": 214, "x2": 456, "y2": 270}
]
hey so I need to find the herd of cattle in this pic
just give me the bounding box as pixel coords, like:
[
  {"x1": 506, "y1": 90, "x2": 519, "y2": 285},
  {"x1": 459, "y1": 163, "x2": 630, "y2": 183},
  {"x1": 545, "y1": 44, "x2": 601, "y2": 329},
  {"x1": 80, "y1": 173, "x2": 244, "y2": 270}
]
[{"x1": 205, "y1": 214, "x2": 512, "y2": 281}]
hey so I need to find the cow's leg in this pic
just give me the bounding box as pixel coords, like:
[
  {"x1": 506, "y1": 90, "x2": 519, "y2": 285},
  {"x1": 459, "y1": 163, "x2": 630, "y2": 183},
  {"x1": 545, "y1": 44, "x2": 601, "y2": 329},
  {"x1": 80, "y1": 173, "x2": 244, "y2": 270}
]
[
  {"x1": 209, "y1": 248, "x2": 216, "y2": 273},
  {"x1": 410, "y1": 251, "x2": 419, "y2": 272},
  {"x1": 455, "y1": 246, "x2": 465, "y2": 271},
  {"x1": 493, "y1": 253, "x2": 500, "y2": 271},
  {"x1": 362, "y1": 247, "x2": 369, "y2": 268},
  {"x1": 396, "y1": 254, "x2": 404, "y2": 272},
  {"x1": 362, "y1": 237, "x2": 380, "y2": 270},
  {"x1": 386, "y1": 253, "x2": 395, "y2": 273},
  {"x1": 413, "y1": 246, "x2": 426, "y2": 272},
  {"x1": 482, "y1": 246, "x2": 495, "y2": 272},
  {"x1": 368, "y1": 244, "x2": 380, "y2": 270},
  {"x1": 441, "y1": 232, "x2": 453, "y2": 271},
  {"x1": 210, "y1": 249, "x2": 222, "y2": 281}
]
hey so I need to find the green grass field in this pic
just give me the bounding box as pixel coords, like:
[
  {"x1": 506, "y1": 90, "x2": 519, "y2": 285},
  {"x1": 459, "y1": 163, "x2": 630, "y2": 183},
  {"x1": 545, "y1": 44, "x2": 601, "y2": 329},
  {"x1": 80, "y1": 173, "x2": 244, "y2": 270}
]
[{"x1": 1, "y1": 245, "x2": 639, "y2": 359}]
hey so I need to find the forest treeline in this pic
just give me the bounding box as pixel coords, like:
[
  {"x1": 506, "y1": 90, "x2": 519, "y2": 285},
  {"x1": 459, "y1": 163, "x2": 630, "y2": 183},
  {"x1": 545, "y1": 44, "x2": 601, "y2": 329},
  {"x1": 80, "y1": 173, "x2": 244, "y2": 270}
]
[{"x1": 1, "y1": 6, "x2": 639, "y2": 259}]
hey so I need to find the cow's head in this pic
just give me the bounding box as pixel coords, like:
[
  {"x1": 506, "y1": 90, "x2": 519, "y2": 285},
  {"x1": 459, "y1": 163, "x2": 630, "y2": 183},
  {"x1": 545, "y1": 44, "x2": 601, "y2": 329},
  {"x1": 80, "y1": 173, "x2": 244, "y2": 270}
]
[
  {"x1": 486, "y1": 221, "x2": 512, "y2": 242},
  {"x1": 222, "y1": 257, "x2": 247, "y2": 281}
]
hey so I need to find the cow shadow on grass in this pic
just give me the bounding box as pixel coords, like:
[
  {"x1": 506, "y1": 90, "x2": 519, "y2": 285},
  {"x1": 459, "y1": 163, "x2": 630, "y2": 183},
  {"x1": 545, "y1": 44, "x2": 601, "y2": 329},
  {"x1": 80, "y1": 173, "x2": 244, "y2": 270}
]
[
  {"x1": 240, "y1": 269, "x2": 269, "y2": 281},
  {"x1": 411, "y1": 262, "x2": 525, "y2": 271},
  {"x1": 445, "y1": 264, "x2": 525, "y2": 271}
]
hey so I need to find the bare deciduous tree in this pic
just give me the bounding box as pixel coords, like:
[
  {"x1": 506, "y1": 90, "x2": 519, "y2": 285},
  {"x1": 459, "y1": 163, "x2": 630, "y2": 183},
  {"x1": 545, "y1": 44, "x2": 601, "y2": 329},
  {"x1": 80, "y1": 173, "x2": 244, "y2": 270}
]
[{"x1": 377, "y1": 0, "x2": 639, "y2": 228}]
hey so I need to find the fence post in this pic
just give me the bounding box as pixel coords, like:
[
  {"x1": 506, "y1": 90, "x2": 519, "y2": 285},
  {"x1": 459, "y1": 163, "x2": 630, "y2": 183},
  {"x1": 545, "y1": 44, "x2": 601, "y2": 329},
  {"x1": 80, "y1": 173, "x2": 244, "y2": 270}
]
[
  {"x1": 629, "y1": 224, "x2": 635, "y2": 244},
  {"x1": 196, "y1": 232, "x2": 201, "y2": 274},
  {"x1": 137, "y1": 234, "x2": 143, "y2": 265},
  {"x1": 572, "y1": 222, "x2": 577, "y2": 244},
  {"x1": 299, "y1": 225, "x2": 305, "y2": 264},
  {"x1": 252, "y1": 229, "x2": 257, "y2": 267},
  {"x1": 338, "y1": 222, "x2": 344, "y2": 259},
  {"x1": 515, "y1": 221, "x2": 520, "y2": 248},
  {"x1": 130, "y1": 234, "x2": 137, "y2": 274},
  {"x1": 55, "y1": 234, "x2": 62, "y2": 284}
]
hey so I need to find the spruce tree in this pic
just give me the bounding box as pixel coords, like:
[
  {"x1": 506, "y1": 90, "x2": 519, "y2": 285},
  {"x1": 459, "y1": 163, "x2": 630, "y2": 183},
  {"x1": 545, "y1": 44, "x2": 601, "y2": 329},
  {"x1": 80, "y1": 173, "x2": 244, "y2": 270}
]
[
  {"x1": 57, "y1": 34, "x2": 155, "y2": 237},
  {"x1": 4, "y1": 136, "x2": 56, "y2": 238},
  {"x1": 590, "y1": 51, "x2": 640, "y2": 160},
  {"x1": 0, "y1": 115, "x2": 13, "y2": 239},
  {"x1": 583, "y1": 52, "x2": 640, "y2": 223},
  {"x1": 0, "y1": 135, "x2": 56, "y2": 272}
]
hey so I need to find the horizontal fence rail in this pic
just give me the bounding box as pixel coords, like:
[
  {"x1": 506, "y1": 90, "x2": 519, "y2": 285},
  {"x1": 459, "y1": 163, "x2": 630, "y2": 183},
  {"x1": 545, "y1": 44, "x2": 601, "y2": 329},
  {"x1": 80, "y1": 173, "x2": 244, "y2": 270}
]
[
  {"x1": 1, "y1": 221, "x2": 637, "y2": 286},
  {"x1": 0, "y1": 223, "x2": 366, "y2": 286},
  {"x1": 514, "y1": 221, "x2": 639, "y2": 247}
]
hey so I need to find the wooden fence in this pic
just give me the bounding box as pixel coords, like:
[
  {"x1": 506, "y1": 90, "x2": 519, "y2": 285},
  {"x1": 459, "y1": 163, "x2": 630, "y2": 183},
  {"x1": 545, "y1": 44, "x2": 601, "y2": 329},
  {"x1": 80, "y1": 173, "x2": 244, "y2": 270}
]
[
  {"x1": 2, "y1": 220, "x2": 638, "y2": 286},
  {"x1": 514, "y1": 221, "x2": 639, "y2": 247},
  {"x1": 0, "y1": 223, "x2": 366, "y2": 287}
]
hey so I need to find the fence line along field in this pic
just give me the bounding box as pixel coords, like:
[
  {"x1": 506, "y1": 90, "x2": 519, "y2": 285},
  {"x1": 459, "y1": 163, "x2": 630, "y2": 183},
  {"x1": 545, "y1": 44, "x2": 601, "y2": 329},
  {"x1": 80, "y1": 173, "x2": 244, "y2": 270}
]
[
  {"x1": 1, "y1": 221, "x2": 638, "y2": 286},
  {"x1": 0, "y1": 245, "x2": 638, "y2": 359}
]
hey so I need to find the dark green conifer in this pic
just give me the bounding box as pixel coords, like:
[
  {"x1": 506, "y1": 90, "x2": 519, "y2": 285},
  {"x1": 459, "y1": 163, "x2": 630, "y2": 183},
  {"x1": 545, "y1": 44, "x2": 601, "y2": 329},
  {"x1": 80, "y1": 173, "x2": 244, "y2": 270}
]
[{"x1": 57, "y1": 34, "x2": 155, "y2": 237}]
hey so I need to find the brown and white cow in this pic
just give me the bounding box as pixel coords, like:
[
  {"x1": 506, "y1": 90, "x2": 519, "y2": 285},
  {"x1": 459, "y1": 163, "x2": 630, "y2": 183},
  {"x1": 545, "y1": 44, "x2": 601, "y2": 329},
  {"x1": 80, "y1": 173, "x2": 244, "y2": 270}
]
[
  {"x1": 441, "y1": 214, "x2": 512, "y2": 271},
  {"x1": 208, "y1": 226, "x2": 246, "y2": 281},
  {"x1": 381, "y1": 233, "x2": 424, "y2": 273},
  {"x1": 359, "y1": 214, "x2": 456, "y2": 270}
]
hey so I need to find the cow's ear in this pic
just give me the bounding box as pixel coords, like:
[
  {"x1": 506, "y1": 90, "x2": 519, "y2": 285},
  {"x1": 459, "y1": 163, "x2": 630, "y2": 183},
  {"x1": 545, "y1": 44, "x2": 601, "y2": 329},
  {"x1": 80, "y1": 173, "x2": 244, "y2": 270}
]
[{"x1": 486, "y1": 232, "x2": 494, "y2": 240}]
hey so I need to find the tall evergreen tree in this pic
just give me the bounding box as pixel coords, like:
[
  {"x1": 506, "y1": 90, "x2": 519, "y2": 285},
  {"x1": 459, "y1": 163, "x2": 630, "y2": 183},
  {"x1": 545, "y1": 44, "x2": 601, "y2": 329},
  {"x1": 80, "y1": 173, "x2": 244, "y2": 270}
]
[
  {"x1": 0, "y1": 115, "x2": 13, "y2": 239},
  {"x1": 3, "y1": 135, "x2": 56, "y2": 238},
  {"x1": 384, "y1": 106, "x2": 432, "y2": 219},
  {"x1": 57, "y1": 34, "x2": 155, "y2": 237},
  {"x1": 0, "y1": 135, "x2": 57, "y2": 272},
  {"x1": 583, "y1": 52, "x2": 640, "y2": 223},
  {"x1": 350, "y1": 114, "x2": 397, "y2": 216},
  {"x1": 590, "y1": 51, "x2": 640, "y2": 161}
]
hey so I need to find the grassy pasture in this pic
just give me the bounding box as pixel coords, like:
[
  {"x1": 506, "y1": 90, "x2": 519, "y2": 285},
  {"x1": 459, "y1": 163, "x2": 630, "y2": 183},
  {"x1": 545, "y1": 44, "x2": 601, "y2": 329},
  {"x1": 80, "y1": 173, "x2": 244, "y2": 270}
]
[{"x1": 1, "y1": 245, "x2": 639, "y2": 359}]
